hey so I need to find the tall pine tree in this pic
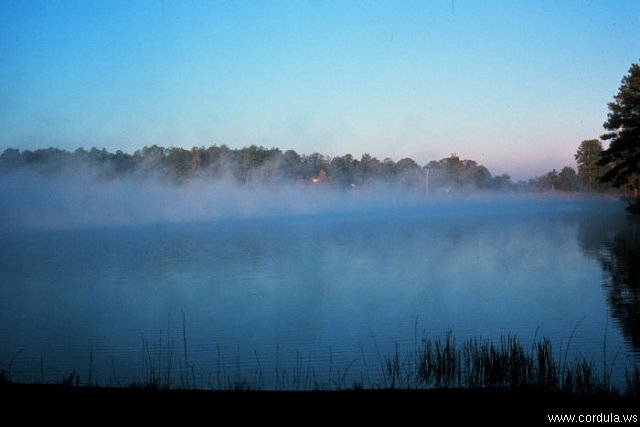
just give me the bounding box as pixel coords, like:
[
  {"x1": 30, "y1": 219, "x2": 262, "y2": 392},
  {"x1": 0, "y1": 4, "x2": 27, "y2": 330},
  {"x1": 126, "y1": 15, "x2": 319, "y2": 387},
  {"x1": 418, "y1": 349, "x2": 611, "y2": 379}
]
[{"x1": 598, "y1": 63, "x2": 640, "y2": 192}]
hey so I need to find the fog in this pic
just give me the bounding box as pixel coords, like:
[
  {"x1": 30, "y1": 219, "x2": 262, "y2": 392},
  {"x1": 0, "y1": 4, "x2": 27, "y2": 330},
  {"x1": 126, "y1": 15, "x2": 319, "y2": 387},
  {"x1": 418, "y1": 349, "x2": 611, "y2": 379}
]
[
  {"x1": 0, "y1": 165, "x2": 621, "y2": 231},
  {"x1": 0, "y1": 169, "x2": 408, "y2": 230},
  {"x1": 1, "y1": 161, "x2": 636, "y2": 388}
]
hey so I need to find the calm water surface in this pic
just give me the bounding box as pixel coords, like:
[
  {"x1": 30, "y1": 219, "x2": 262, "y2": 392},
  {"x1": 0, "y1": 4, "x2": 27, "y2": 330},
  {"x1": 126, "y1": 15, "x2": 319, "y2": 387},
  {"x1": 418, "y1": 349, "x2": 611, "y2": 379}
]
[{"x1": 1, "y1": 197, "x2": 638, "y2": 388}]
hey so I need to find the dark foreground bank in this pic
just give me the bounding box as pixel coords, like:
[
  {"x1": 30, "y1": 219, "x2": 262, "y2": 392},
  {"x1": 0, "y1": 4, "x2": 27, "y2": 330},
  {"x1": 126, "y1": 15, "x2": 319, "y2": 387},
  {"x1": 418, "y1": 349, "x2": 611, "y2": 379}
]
[{"x1": 2, "y1": 383, "x2": 637, "y2": 423}]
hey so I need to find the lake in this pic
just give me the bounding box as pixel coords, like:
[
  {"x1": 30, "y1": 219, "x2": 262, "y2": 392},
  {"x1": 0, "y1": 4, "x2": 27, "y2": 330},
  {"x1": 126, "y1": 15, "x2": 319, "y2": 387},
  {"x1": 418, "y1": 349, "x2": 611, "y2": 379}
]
[{"x1": 1, "y1": 195, "x2": 638, "y2": 389}]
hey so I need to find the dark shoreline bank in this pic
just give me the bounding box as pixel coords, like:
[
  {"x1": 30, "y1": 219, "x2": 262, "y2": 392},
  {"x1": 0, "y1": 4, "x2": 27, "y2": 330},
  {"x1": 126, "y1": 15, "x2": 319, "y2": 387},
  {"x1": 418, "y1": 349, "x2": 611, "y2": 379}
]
[{"x1": 2, "y1": 382, "x2": 637, "y2": 422}]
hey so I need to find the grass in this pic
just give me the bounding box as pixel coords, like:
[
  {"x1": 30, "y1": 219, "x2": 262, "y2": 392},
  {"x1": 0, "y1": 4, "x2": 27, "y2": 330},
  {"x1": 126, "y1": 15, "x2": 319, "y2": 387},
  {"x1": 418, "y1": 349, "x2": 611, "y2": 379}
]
[{"x1": 2, "y1": 326, "x2": 639, "y2": 397}]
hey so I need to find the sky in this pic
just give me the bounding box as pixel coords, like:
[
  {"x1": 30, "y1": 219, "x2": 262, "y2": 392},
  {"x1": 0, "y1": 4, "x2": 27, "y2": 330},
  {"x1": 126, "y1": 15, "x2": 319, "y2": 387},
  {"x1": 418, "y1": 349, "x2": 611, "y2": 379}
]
[{"x1": 0, "y1": 0, "x2": 638, "y2": 180}]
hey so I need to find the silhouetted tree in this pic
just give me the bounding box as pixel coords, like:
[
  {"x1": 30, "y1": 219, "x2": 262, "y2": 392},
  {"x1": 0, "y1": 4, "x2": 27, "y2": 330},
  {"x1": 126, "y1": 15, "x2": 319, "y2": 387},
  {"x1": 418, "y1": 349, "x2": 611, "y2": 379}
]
[
  {"x1": 0, "y1": 148, "x2": 23, "y2": 170},
  {"x1": 471, "y1": 166, "x2": 493, "y2": 189},
  {"x1": 190, "y1": 147, "x2": 201, "y2": 173},
  {"x1": 558, "y1": 166, "x2": 580, "y2": 192},
  {"x1": 491, "y1": 173, "x2": 512, "y2": 191},
  {"x1": 302, "y1": 153, "x2": 328, "y2": 180},
  {"x1": 200, "y1": 144, "x2": 234, "y2": 177},
  {"x1": 281, "y1": 149, "x2": 302, "y2": 179},
  {"x1": 534, "y1": 169, "x2": 560, "y2": 191},
  {"x1": 380, "y1": 158, "x2": 397, "y2": 182},
  {"x1": 424, "y1": 154, "x2": 500, "y2": 193},
  {"x1": 135, "y1": 145, "x2": 167, "y2": 174},
  {"x1": 396, "y1": 158, "x2": 423, "y2": 188},
  {"x1": 111, "y1": 150, "x2": 134, "y2": 175},
  {"x1": 329, "y1": 154, "x2": 355, "y2": 187},
  {"x1": 358, "y1": 153, "x2": 382, "y2": 184},
  {"x1": 598, "y1": 63, "x2": 640, "y2": 194},
  {"x1": 167, "y1": 147, "x2": 192, "y2": 179}
]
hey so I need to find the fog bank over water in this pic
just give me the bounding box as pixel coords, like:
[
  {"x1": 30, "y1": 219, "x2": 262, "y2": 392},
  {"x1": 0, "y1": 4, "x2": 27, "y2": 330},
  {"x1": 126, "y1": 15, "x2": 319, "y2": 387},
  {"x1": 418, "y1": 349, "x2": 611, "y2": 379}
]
[
  {"x1": 0, "y1": 184, "x2": 635, "y2": 386},
  {"x1": 0, "y1": 161, "x2": 636, "y2": 387},
  {"x1": 0, "y1": 168, "x2": 623, "y2": 230}
]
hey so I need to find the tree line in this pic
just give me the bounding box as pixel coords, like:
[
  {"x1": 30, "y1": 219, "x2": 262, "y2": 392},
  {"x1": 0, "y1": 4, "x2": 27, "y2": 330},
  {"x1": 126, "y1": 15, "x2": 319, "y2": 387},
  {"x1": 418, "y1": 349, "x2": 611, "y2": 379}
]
[
  {"x1": 1, "y1": 61, "x2": 637, "y2": 198},
  {"x1": 0, "y1": 142, "x2": 611, "y2": 194},
  {"x1": 0, "y1": 144, "x2": 498, "y2": 192},
  {"x1": 530, "y1": 139, "x2": 610, "y2": 193}
]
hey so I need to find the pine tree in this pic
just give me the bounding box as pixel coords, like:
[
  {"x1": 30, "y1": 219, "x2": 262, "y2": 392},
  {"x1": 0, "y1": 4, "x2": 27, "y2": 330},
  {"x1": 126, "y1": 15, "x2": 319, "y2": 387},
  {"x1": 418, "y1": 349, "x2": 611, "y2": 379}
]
[{"x1": 598, "y1": 63, "x2": 640, "y2": 191}]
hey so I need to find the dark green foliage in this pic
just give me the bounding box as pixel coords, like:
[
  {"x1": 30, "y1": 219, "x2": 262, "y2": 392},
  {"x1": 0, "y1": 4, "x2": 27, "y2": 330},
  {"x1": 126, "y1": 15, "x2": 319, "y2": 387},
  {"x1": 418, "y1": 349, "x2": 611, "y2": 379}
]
[
  {"x1": 530, "y1": 165, "x2": 597, "y2": 193},
  {"x1": 531, "y1": 169, "x2": 560, "y2": 191},
  {"x1": 530, "y1": 168, "x2": 582, "y2": 192},
  {"x1": 0, "y1": 145, "x2": 509, "y2": 192},
  {"x1": 598, "y1": 63, "x2": 640, "y2": 189},
  {"x1": 558, "y1": 166, "x2": 580, "y2": 192},
  {"x1": 167, "y1": 147, "x2": 193, "y2": 179},
  {"x1": 328, "y1": 154, "x2": 355, "y2": 187},
  {"x1": 425, "y1": 154, "x2": 505, "y2": 193},
  {"x1": 0, "y1": 148, "x2": 22, "y2": 169}
]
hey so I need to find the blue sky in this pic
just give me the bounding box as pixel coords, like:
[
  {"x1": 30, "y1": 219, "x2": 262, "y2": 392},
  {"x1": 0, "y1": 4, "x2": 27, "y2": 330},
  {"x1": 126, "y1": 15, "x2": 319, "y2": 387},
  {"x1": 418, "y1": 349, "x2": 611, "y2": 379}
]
[{"x1": 1, "y1": 0, "x2": 638, "y2": 180}]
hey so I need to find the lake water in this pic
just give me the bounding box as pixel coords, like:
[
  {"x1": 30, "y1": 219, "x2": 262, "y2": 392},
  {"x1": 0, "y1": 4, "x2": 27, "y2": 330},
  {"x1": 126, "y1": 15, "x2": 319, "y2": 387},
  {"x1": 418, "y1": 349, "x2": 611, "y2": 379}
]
[{"x1": 1, "y1": 195, "x2": 638, "y2": 389}]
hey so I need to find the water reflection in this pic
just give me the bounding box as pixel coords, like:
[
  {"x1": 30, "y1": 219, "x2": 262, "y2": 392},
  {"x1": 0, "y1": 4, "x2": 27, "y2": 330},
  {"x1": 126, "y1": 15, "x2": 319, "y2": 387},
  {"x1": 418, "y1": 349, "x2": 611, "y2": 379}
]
[
  {"x1": 579, "y1": 215, "x2": 640, "y2": 358},
  {"x1": 0, "y1": 198, "x2": 636, "y2": 386}
]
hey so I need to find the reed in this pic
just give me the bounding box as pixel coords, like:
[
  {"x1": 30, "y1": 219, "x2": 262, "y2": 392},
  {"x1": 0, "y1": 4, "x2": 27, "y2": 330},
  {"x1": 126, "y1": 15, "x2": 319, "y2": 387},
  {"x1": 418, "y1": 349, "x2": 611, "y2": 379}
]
[{"x1": 3, "y1": 328, "x2": 638, "y2": 397}]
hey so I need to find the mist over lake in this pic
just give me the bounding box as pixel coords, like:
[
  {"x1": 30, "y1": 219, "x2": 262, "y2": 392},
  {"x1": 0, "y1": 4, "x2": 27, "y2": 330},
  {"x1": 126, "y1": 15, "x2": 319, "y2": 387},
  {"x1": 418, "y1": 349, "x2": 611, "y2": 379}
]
[
  {"x1": 1, "y1": 190, "x2": 637, "y2": 388},
  {"x1": 1, "y1": 0, "x2": 638, "y2": 403}
]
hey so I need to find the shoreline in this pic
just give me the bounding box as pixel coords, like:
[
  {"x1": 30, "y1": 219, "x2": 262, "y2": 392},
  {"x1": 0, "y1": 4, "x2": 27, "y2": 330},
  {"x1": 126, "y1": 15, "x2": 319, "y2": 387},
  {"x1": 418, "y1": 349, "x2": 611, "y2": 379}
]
[{"x1": 2, "y1": 382, "x2": 637, "y2": 421}]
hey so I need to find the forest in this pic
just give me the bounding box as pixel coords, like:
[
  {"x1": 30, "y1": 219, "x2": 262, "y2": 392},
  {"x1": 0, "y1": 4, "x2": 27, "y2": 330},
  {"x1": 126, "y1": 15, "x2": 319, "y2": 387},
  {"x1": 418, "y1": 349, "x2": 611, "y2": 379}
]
[{"x1": 0, "y1": 140, "x2": 609, "y2": 195}]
